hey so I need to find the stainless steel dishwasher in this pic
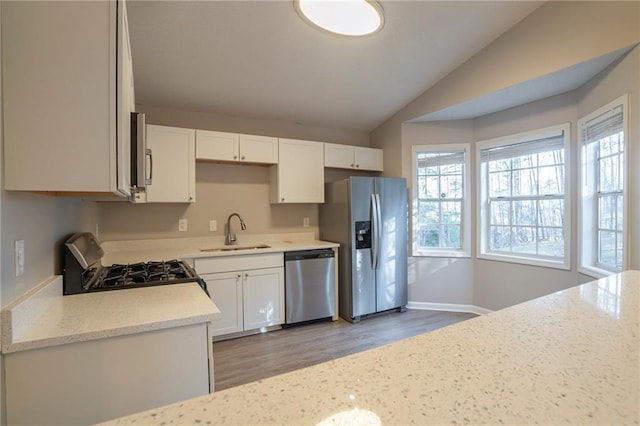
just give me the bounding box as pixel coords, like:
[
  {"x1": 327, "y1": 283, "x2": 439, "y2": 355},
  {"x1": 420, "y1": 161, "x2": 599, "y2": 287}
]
[{"x1": 284, "y1": 249, "x2": 336, "y2": 325}]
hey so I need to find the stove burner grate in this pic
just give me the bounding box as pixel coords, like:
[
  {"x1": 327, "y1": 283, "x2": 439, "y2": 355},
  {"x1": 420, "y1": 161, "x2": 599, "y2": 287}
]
[{"x1": 82, "y1": 260, "x2": 199, "y2": 291}]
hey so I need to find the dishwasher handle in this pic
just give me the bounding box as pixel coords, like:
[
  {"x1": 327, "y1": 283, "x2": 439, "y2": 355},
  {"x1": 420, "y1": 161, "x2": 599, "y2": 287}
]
[{"x1": 285, "y1": 249, "x2": 335, "y2": 262}]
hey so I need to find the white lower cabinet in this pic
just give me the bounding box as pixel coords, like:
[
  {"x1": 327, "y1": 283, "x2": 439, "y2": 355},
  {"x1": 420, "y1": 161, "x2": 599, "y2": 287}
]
[
  {"x1": 4, "y1": 323, "x2": 212, "y2": 425},
  {"x1": 195, "y1": 254, "x2": 285, "y2": 338},
  {"x1": 203, "y1": 271, "x2": 244, "y2": 336},
  {"x1": 242, "y1": 267, "x2": 285, "y2": 330}
]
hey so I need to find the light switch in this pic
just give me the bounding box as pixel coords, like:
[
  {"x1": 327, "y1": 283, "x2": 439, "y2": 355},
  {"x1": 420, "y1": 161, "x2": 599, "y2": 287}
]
[
  {"x1": 303, "y1": 217, "x2": 310, "y2": 228},
  {"x1": 209, "y1": 220, "x2": 217, "y2": 232}
]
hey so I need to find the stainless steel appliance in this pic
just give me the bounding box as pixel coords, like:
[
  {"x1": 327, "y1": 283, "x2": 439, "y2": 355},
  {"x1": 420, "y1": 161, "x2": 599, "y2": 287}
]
[
  {"x1": 130, "y1": 112, "x2": 152, "y2": 202},
  {"x1": 319, "y1": 177, "x2": 408, "y2": 323},
  {"x1": 63, "y1": 232, "x2": 207, "y2": 295},
  {"x1": 284, "y1": 249, "x2": 335, "y2": 324}
]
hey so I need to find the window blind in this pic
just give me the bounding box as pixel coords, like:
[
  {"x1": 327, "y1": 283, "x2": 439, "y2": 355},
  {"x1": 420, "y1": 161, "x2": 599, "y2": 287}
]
[
  {"x1": 480, "y1": 132, "x2": 565, "y2": 162},
  {"x1": 417, "y1": 151, "x2": 465, "y2": 168},
  {"x1": 581, "y1": 105, "x2": 623, "y2": 144}
]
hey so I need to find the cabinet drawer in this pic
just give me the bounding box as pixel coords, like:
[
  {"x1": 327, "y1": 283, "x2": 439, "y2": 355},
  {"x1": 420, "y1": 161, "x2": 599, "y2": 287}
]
[{"x1": 194, "y1": 253, "x2": 283, "y2": 274}]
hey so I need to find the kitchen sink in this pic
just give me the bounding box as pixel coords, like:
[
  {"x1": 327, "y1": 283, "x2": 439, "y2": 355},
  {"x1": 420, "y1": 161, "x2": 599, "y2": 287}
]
[{"x1": 200, "y1": 244, "x2": 271, "y2": 252}]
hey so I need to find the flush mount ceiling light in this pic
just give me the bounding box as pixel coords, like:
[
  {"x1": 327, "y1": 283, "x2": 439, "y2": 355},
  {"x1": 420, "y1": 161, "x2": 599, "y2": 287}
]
[{"x1": 294, "y1": 0, "x2": 385, "y2": 37}]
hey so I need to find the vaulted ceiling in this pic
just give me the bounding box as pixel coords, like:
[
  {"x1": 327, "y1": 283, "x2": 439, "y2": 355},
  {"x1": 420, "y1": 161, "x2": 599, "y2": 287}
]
[{"x1": 126, "y1": 1, "x2": 543, "y2": 132}]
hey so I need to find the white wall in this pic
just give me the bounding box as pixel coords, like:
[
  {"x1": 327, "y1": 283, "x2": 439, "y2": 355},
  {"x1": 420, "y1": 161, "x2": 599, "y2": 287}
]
[
  {"x1": 388, "y1": 1, "x2": 640, "y2": 124},
  {"x1": 136, "y1": 104, "x2": 369, "y2": 147},
  {"x1": 577, "y1": 47, "x2": 640, "y2": 272},
  {"x1": 371, "y1": 1, "x2": 640, "y2": 311},
  {"x1": 0, "y1": 194, "x2": 97, "y2": 306},
  {"x1": 401, "y1": 120, "x2": 475, "y2": 306},
  {"x1": 472, "y1": 91, "x2": 580, "y2": 310}
]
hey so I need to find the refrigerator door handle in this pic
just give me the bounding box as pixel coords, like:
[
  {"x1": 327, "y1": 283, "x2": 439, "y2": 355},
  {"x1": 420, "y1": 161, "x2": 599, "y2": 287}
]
[
  {"x1": 374, "y1": 193, "x2": 382, "y2": 269},
  {"x1": 371, "y1": 194, "x2": 379, "y2": 269}
]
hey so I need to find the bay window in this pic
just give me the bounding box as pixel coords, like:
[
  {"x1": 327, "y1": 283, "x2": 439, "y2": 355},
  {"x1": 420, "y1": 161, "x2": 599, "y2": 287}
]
[{"x1": 477, "y1": 124, "x2": 570, "y2": 269}]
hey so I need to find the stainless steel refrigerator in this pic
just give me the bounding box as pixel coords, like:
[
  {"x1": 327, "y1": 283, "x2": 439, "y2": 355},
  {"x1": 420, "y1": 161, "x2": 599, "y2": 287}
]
[{"x1": 319, "y1": 177, "x2": 408, "y2": 323}]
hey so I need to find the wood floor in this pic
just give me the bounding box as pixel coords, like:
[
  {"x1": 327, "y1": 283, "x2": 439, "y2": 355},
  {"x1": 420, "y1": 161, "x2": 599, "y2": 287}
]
[{"x1": 212, "y1": 309, "x2": 476, "y2": 391}]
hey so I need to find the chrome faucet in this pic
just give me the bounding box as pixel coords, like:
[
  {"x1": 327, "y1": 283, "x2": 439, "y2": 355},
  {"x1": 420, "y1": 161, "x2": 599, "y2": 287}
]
[{"x1": 226, "y1": 213, "x2": 246, "y2": 245}]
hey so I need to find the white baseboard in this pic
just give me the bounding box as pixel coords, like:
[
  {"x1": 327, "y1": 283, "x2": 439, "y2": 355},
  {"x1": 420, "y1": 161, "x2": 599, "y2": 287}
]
[{"x1": 407, "y1": 301, "x2": 493, "y2": 316}]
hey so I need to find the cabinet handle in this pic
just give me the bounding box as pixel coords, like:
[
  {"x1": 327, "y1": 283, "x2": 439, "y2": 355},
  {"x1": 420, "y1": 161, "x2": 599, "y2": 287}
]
[
  {"x1": 245, "y1": 273, "x2": 249, "y2": 278},
  {"x1": 350, "y1": 163, "x2": 354, "y2": 167},
  {"x1": 241, "y1": 156, "x2": 245, "y2": 160},
  {"x1": 281, "y1": 197, "x2": 285, "y2": 202},
  {"x1": 148, "y1": 149, "x2": 154, "y2": 184},
  {"x1": 356, "y1": 164, "x2": 360, "y2": 168},
  {"x1": 234, "y1": 155, "x2": 238, "y2": 159},
  {"x1": 237, "y1": 274, "x2": 241, "y2": 279}
]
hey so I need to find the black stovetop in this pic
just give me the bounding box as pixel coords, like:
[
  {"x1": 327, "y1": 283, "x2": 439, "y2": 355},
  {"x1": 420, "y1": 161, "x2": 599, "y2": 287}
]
[
  {"x1": 83, "y1": 260, "x2": 199, "y2": 291},
  {"x1": 63, "y1": 233, "x2": 208, "y2": 296}
]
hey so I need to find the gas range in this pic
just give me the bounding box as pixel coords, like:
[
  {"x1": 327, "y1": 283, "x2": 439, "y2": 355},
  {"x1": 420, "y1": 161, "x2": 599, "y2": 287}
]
[{"x1": 63, "y1": 233, "x2": 208, "y2": 296}]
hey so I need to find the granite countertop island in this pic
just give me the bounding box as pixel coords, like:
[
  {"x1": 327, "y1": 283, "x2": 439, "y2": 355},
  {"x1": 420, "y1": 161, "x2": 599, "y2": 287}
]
[
  {"x1": 2, "y1": 277, "x2": 219, "y2": 354},
  {"x1": 103, "y1": 270, "x2": 639, "y2": 425}
]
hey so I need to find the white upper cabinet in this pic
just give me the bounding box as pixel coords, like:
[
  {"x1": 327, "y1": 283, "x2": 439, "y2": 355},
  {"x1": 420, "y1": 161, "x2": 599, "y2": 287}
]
[
  {"x1": 239, "y1": 134, "x2": 279, "y2": 163},
  {"x1": 195, "y1": 131, "x2": 239, "y2": 162},
  {"x1": 2, "y1": 1, "x2": 134, "y2": 196},
  {"x1": 143, "y1": 125, "x2": 196, "y2": 203},
  {"x1": 270, "y1": 139, "x2": 324, "y2": 203},
  {"x1": 354, "y1": 147, "x2": 384, "y2": 171},
  {"x1": 196, "y1": 130, "x2": 278, "y2": 164},
  {"x1": 324, "y1": 143, "x2": 383, "y2": 172}
]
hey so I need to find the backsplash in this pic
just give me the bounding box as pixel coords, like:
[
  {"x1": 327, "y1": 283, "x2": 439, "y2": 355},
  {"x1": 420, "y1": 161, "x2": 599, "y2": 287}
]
[{"x1": 97, "y1": 163, "x2": 319, "y2": 241}]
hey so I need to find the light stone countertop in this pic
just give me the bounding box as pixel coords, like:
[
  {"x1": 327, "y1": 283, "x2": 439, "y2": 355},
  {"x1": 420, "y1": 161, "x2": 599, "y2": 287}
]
[
  {"x1": 100, "y1": 232, "x2": 339, "y2": 265},
  {"x1": 102, "y1": 270, "x2": 639, "y2": 425},
  {"x1": 2, "y1": 279, "x2": 219, "y2": 354},
  {"x1": 2, "y1": 232, "x2": 332, "y2": 354}
]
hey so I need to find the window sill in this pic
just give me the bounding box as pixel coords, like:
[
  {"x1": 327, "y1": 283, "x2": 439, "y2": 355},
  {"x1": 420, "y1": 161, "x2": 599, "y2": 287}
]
[
  {"x1": 412, "y1": 249, "x2": 471, "y2": 259},
  {"x1": 577, "y1": 265, "x2": 618, "y2": 280},
  {"x1": 478, "y1": 252, "x2": 570, "y2": 271}
]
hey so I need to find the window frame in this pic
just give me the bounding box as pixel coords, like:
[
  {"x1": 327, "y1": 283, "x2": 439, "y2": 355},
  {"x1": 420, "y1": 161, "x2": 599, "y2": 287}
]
[
  {"x1": 411, "y1": 143, "x2": 471, "y2": 258},
  {"x1": 476, "y1": 123, "x2": 571, "y2": 270},
  {"x1": 578, "y1": 94, "x2": 629, "y2": 278}
]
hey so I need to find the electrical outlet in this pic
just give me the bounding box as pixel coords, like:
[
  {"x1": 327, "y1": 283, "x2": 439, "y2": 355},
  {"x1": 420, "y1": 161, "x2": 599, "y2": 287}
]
[
  {"x1": 209, "y1": 220, "x2": 217, "y2": 232},
  {"x1": 15, "y1": 239, "x2": 25, "y2": 277},
  {"x1": 178, "y1": 219, "x2": 188, "y2": 232},
  {"x1": 303, "y1": 217, "x2": 310, "y2": 228}
]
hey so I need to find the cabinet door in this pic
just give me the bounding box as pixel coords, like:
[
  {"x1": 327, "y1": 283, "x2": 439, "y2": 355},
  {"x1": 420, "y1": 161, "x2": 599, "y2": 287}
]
[
  {"x1": 270, "y1": 139, "x2": 324, "y2": 203},
  {"x1": 196, "y1": 130, "x2": 239, "y2": 162},
  {"x1": 202, "y1": 272, "x2": 244, "y2": 336},
  {"x1": 2, "y1": 1, "x2": 129, "y2": 196},
  {"x1": 116, "y1": 0, "x2": 134, "y2": 197},
  {"x1": 354, "y1": 147, "x2": 383, "y2": 171},
  {"x1": 239, "y1": 134, "x2": 278, "y2": 164},
  {"x1": 324, "y1": 143, "x2": 355, "y2": 169},
  {"x1": 145, "y1": 125, "x2": 196, "y2": 203},
  {"x1": 242, "y1": 267, "x2": 285, "y2": 330}
]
